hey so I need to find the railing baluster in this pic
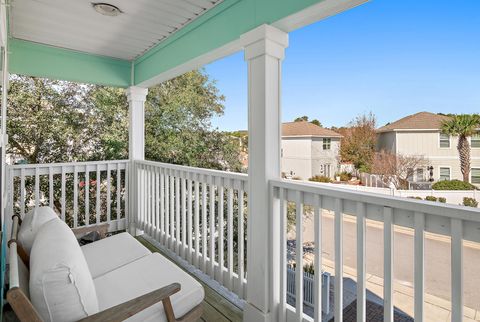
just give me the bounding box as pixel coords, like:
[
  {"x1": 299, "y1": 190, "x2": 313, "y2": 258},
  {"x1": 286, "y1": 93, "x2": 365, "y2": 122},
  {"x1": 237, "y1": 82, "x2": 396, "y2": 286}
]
[
  {"x1": 384, "y1": 206, "x2": 394, "y2": 322},
  {"x1": 61, "y1": 167, "x2": 66, "y2": 222},
  {"x1": 357, "y1": 201, "x2": 367, "y2": 322},
  {"x1": 414, "y1": 212, "x2": 425, "y2": 322},
  {"x1": 106, "y1": 163, "x2": 111, "y2": 224},
  {"x1": 165, "y1": 170, "x2": 170, "y2": 246},
  {"x1": 238, "y1": 187, "x2": 245, "y2": 298},
  {"x1": 170, "y1": 171, "x2": 175, "y2": 250},
  {"x1": 85, "y1": 166, "x2": 90, "y2": 226},
  {"x1": 202, "y1": 181, "x2": 208, "y2": 272},
  {"x1": 20, "y1": 168, "x2": 25, "y2": 218},
  {"x1": 314, "y1": 194, "x2": 322, "y2": 322},
  {"x1": 117, "y1": 163, "x2": 121, "y2": 220},
  {"x1": 160, "y1": 168, "x2": 165, "y2": 242},
  {"x1": 279, "y1": 188, "x2": 287, "y2": 322},
  {"x1": 155, "y1": 167, "x2": 160, "y2": 240},
  {"x1": 175, "y1": 175, "x2": 180, "y2": 255},
  {"x1": 227, "y1": 185, "x2": 234, "y2": 291},
  {"x1": 124, "y1": 162, "x2": 128, "y2": 231},
  {"x1": 181, "y1": 177, "x2": 187, "y2": 258},
  {"x1": 96, "y1": 165, "x2": 101, "y2": 224},
  {"x1": 295, "y1": 191, "x2": 304, "y2": 321},
  {"x1": 187, "y1": 178, "x2": 193, "y2": 264},
  {"x1": 209, "y1": 178, "x2": 216, "y2": 279},
  {"x1": 451, "y1": 218, "x2": 463, "y2": 322},
  {"x1": 218, "y1": 184, "x2": 224, "y2": 284},
  {"x1": 334, "y1": 198, "x2": 343, "y2": 322},
  {"x1": 49, "y1": 166, "x2": 53, "y2": 208},
  {"x1": 194, "y1": 180, "x2": 200, "y2": 267},
  {"x1": 73, "y1": 166, "x2": 78, "y2": 228},
  {"x1": 34, "y1": 167, "x2": 39, "y2": 210}
]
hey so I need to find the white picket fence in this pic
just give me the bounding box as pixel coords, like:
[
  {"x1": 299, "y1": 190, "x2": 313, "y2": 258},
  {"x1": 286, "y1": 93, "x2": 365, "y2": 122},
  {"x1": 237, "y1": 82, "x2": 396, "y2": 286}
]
[{"x1": 286, "y1": 265, "x2": 330, "y2": 315}]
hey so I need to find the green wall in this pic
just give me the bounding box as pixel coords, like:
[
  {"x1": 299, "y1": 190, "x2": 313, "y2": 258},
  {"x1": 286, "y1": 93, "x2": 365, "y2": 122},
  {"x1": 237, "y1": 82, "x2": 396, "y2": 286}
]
[{"x1": 9, "y1": 39, "x2": 131, "y2": 87}]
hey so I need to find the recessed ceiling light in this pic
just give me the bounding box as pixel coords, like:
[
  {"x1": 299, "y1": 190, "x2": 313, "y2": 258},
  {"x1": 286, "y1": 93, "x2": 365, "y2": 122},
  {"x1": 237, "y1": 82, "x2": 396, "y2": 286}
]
[{"x1": 92, "y1": 3, "x2": 122, "y2": 17}]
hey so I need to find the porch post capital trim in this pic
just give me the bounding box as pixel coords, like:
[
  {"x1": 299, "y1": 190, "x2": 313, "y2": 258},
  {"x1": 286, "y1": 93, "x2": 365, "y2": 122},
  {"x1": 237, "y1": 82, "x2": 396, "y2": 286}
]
[
  {"x1": 126, "y1": 86, "x2": 148, "y2": 102},
  {"x1": 241, "y1": 24, "x2": 288, "y2": 61}
]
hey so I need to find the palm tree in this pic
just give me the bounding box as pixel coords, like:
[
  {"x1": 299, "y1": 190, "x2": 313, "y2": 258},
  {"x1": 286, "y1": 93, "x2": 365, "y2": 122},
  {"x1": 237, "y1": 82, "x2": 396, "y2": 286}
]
[{"x1": 441, "y1": 114, "x2": 480, "y2": 182}]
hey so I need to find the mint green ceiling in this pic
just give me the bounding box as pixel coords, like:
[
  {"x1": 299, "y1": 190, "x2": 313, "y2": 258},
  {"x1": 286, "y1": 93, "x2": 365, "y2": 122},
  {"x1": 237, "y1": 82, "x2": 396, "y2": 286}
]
[{"x1": 8, "y1": 0, "x2": 325, "y2": 87}]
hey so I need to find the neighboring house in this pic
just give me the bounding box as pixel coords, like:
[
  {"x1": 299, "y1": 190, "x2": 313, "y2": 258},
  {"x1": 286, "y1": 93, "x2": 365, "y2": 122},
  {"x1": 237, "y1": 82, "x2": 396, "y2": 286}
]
[
  {"x1": 282, "y1": 121, "x2": 342, "y2": 180},
  {"x1": 377, "y1": 111, "x2": 480, "y2": 185}
]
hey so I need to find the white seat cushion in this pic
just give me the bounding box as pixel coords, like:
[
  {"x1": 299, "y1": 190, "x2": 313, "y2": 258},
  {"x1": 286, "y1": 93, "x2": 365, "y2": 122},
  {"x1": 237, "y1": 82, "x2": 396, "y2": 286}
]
[
  {"x1": 30, "y1": 219, "x2": 99, "y2": 322},
  {"x1": 81, "y1": 232, "x2": 151, "y2": 278},
  {"x1": 18, "y1": 206, "x2": 58, "y2": 254},
  {"x1": 94, "y1": 253, "x2": 204, "y2": 322}
]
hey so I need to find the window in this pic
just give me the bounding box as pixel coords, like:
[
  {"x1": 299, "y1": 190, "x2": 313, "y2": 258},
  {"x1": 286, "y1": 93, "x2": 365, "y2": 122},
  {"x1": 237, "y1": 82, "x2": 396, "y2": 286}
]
[
  {"x1": 439, "y1": 167, "x2": 450, "y2": 181},
  {"x1": 472, "y1": 168, "x2": 480, "y2": 184},
  {"x1": 323, "y1": 138, "x2": 331, "y2": 150},
  {"x1": 439, "y1": 133, "x2": 450, "y2": 148},
  {"x1": 472, "y1": 133, "x2": 480, "y2": 148},
  {"x1": 416, "y1": 168, "x2": 424, "y2": 182}
]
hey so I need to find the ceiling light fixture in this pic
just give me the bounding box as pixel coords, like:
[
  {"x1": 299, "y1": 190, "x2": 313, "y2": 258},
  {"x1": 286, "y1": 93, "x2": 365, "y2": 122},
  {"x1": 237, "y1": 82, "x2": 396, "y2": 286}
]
[{"x1": 92, "y1": 3, "x2": 123, "y2": 17}]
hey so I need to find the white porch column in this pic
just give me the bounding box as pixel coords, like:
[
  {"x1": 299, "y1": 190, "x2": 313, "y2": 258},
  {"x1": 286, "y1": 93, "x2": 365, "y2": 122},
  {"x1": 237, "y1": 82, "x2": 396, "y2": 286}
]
[
  {"x1": 242, "y1": 25, "x2": 288, "y2": 322},
  {"x1": 126, "y1": 86, "x2": 148, "y2": 235}
]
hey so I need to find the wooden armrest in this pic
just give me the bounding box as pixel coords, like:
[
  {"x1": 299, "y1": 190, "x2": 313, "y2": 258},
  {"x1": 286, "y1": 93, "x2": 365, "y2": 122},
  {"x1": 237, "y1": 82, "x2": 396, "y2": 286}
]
[
  {"x1": 71, "y1": 223, "x2": 110, "y2": 239},
  {"x1": 78, "y1": 283, "x2": 181, "y2": 322}
]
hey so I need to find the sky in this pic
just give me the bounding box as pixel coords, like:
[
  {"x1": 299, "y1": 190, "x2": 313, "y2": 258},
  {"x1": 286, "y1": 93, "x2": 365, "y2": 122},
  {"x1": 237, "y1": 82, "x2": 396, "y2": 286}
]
[{"x1": 205, "y1": 0, "x2": 480, "y2": 131}]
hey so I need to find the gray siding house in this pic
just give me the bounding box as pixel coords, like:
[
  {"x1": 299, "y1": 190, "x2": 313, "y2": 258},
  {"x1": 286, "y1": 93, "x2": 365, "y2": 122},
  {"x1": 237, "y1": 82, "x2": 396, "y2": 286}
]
[
  {"x1": 281, "y1": 121, "x2": 342, "y2": 180},
  {"x1": 377, "y1": 112, "x2": 480, "y2": 185}
]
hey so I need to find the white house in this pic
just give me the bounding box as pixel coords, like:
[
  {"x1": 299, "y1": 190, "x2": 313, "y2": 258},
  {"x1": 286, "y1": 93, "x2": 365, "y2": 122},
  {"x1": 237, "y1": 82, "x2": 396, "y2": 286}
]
[
  {"x1": 281, "y1": 121, "x2": 342, "y2": 180},
  {"x1": 377, "y1": 111, "x2": 480, "y2": 184}
]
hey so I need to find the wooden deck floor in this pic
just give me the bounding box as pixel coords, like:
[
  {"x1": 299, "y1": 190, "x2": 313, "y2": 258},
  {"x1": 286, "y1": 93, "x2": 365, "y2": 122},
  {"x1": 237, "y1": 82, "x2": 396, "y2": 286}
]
[{"x1": 136, "y1": 236, "x2": 243, "y2": 322}]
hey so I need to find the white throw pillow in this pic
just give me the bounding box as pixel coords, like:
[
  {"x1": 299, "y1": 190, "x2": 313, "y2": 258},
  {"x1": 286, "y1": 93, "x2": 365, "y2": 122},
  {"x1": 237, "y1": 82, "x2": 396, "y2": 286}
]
[
  {"x1": 29, "y1": 219, "x2": 99, "y2": 322},
  {"x1": 18, "y1": 206, "x2": 58, "y2": 254}
]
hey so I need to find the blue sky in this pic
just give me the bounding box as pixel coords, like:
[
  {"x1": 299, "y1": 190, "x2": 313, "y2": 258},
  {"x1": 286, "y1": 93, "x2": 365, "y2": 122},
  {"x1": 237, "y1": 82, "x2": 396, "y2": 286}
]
[{"x1": 206, "y1": 0, "x2": 480, "y2": 131}]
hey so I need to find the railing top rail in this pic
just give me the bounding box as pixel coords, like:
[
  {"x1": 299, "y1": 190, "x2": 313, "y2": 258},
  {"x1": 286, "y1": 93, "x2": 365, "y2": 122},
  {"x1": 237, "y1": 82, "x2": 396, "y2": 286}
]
[
  {"x1": 7, "y1": 159, "x2": 129, "y2": 170},
  {"x1": 271, "y1": 178, "x2": 480, "y2": 222},
  {"x1": 136, "y1": 159, "x2": 248, "y2": 182}
]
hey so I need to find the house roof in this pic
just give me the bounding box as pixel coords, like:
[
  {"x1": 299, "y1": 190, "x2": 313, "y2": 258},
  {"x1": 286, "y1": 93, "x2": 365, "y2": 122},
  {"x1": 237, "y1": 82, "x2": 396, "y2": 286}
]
[
  {"x1": 282, "y1": 121, "x2": 342, "y2": 138},
  {"x1": 377, "y1": 112, "x2": 451, "y2": 133}
]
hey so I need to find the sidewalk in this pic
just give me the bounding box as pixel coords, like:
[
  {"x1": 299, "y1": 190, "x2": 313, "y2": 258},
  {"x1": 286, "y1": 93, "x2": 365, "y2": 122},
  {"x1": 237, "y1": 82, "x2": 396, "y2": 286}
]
[{"x1": 320, "y1": 258, "x2": 480, "y2": 322}]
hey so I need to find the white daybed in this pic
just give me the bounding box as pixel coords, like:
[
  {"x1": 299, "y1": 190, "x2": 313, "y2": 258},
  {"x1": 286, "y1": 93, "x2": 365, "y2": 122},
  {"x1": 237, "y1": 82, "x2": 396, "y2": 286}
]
[{"x1": 7, "y1": 207, "x2": 204, "y2": 322}]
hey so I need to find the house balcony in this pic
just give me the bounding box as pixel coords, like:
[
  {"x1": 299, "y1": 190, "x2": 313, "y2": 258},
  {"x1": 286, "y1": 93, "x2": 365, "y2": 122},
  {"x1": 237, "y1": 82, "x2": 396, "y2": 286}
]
[{"x1": 5, "y1": 159, "x2": 480, "y2": 321}]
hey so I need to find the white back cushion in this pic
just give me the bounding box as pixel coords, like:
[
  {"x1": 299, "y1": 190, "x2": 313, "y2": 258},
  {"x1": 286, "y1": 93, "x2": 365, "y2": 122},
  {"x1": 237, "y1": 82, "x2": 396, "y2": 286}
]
[
  {"x1": 18, "y1": 206, "x2": 58, "y2": 254},
  {"x1": 30, "y1": 219, "x2": 99, "y2": 322}
]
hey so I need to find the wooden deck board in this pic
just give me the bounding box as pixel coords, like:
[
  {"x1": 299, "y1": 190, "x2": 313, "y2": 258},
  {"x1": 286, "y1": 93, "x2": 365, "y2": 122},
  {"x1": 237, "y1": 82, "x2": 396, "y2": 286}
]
[{"x1": 136, "y1": 236, "x2": 243, "y2": 322}]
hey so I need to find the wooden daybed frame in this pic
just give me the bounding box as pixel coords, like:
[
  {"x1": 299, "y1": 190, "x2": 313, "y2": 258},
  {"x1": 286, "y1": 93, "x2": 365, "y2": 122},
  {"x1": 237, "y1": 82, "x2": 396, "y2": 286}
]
[{"x1": 6, "y1": 214, "x2": 203, "y2": 322}]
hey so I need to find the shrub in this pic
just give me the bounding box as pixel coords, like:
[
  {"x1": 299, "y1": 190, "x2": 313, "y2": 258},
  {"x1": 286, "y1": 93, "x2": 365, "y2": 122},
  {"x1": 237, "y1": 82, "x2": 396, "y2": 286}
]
[
  {"x1": 408, "y1": 196, "x2": 423, "y2": 200},
  {"x1": 438, "y1": 197, "x2": 447, "y2": 203},
  {"x1": 463, "y1": 197, "x2": 478, "y2": 208},
  {"x1": 425, "y1": 196, "x2": 438, "y2": 202},
  {"x1": 309, "y1": 175, "x2": 331, "y2": 183},
  {"x1": 292, "y1": 176, "x2": 302, "y2": 180},
  {"x1": 432, "y1": 180, "x2": 477, "y2": 191},
  {"x1": 303, "y1": 263, "x2": 315, "y2": 274},
  {"x1": 335, "y1": 171, "x2": 352, "y2": 181}
]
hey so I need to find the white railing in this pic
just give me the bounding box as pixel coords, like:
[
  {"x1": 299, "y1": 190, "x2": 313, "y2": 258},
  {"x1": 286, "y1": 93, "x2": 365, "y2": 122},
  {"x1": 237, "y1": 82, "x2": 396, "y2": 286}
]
[
  {"x1": 134, "y1": 160, "x2": 248, "y2": 299},
  {"x1": 272, "y1": 178, "x2": 480, "y2": 322},
  {"x1": 6, "y1": 160, "x2": 129, "y2": 234}
]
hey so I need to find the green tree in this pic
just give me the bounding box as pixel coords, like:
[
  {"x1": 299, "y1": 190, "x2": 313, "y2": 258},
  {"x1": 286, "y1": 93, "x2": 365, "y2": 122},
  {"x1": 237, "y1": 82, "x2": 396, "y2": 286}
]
[
  {"x1": 310, "y1": 119, "x2": 322, "y2": 127},
  {"x1": 294, "y1": 116, "x2": 309, "y2": 122},
  {"x1": 441, "y1": 114, "x2": 480, "y2": 182},
  {"x1": 144, "y1": 70, "x2": 241, "y2": 171}
]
